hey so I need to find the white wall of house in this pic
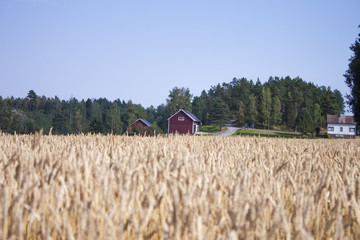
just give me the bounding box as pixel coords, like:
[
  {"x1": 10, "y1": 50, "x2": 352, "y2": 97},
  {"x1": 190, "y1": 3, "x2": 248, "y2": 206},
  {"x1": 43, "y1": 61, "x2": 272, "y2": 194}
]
[{"x1": 327, "y1": 124, "x2": 356, "y2": 136}]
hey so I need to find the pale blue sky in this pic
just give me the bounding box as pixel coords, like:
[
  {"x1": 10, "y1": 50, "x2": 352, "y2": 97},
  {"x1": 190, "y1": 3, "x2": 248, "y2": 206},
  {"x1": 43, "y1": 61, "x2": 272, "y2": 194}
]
[{"x1": 0, "y1": 0, "x2": 359, "y2": 108}]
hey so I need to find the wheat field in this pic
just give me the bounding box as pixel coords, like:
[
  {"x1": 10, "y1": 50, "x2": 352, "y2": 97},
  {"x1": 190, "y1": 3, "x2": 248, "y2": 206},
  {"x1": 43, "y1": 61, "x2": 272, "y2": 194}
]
[{"x1": 1, "y1": 132, "x2": 360, "y2": 239}]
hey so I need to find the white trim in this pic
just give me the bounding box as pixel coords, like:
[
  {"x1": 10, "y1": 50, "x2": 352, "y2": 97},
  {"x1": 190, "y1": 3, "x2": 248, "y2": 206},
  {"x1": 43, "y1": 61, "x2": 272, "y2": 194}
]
[
  {"x1": 168, "y1": 119, "x2": 170, "y2": 134},
  {"x1": 167, "y1": 109, "x2": 200, "y2": 122},
  {"x1": 167, "y1": 109, "x2": 184, "y2": 120}
]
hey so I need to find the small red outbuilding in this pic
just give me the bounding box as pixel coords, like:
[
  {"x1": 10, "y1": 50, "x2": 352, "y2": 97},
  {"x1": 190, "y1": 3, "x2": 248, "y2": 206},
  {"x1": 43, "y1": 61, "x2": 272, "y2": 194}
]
[
  {"x1": 129, "y1": 118, "x2": 152, "y2": 129},
  {"x1": 168, "y1": 109, "x2": 201, "y2": 134}
]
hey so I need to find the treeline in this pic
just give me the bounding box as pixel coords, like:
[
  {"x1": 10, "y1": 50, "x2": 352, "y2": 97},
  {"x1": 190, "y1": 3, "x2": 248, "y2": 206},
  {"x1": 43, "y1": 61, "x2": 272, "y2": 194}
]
[
  {"x1": 191, "y1": 76, "x2": 345, "y2": 133},
  {"x1": 0, "y1": 76, "x2": 345, "y2": 135},
  {"x1": 0, "y1": 90, "x2": 167, "y2": 135}
]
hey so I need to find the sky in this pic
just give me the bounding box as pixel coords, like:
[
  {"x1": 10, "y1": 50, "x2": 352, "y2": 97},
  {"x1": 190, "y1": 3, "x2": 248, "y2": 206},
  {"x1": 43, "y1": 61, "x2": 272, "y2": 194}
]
[{"x1": 0, "y1": 0, "x2": 359, "y2": 108}]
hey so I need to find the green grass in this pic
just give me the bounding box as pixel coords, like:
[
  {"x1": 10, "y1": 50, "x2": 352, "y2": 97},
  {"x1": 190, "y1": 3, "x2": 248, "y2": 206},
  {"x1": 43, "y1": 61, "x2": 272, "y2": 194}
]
[
  {"x1": 201, "y1": 125, "x2": 228, "y2": 132},
  {"x1": 233, "y1": 128, "x2": 303, "y2": 138}
]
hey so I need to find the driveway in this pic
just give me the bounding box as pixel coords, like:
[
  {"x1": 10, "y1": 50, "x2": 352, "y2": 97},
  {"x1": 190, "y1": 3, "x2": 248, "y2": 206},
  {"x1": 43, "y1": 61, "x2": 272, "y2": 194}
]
[
  {"x1": 195, "y1": 124, "x2": 240, "y2": 137},
  {"x1": 216, "y1": 124, "x2": 240, "y2": 136}
]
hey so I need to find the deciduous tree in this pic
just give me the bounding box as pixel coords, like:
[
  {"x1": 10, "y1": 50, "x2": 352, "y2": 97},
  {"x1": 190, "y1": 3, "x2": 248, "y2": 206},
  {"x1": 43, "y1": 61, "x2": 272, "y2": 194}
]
[
  {"x1": 296, "y1": 108, "x2": 313, "y2": 135},
  {"x1": 167, "y1": 87, "x2": 192, "y2": 115},
  {"x1": 106, "y1": 102, "x2": 123, "y2": 134},
  {"x1": 247, "y1": 94, "x2": 258, "y2": 127},
  {"x1": 272, "y1": 96, "x2": 282, "y2": 126}
]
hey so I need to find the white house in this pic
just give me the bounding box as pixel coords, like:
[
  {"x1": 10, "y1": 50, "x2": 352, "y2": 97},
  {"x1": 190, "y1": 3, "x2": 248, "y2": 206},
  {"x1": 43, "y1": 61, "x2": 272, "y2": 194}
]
[{"x1": 327, "y1": 115, "x2": 356, "y2": 139}]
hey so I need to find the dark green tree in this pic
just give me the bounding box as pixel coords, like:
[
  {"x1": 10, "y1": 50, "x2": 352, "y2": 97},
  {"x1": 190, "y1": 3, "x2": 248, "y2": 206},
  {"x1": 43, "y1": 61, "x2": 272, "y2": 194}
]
[
  {"x1": 26, "y1": 90, "x2": 39, "y2": 112},
  {"x1": 89, "y1": 116, "x2": 103, "y2": 134},
  {"x1": 320, "y1": 87, "x2": 338, "y2": 116},
  {"x1": 247, "y1": 94, "x2": 258, "y2": 127},
  {"x1": 261, "y1": 86, "x2": 272, "y2": 129},
  {"x1": 135, "y1": 104, "x2": 147, "y2": 120},
  {"x1": 210, "y1": 97, "x2": 230, "y2": 131},
  {"x1": 192, "y1": 96, "x2": 207, "y2": 123},
  {"x1": 313, "y1": 103, "x2": 323, "y2": 135},
  {"x1": 333, "y1": 89, "x2": 345, "y2": 115},
  {"x1": 155, "y1": 104, "x2": 168, "y2": 132},
  {"x1": 10, "y1": 113, "x2": 25, "y2": 134},
  {"x1": 167, "y1": 87, "x2": 192, "y2": 115},
  {"x1": 296, "y1": 108, "x2": 314, "y2": 135},
  {"x1": 285, "y1": 92, "x2": 296, "y2": 129},
  {"x1": 0, "y1": 98, "x2": 11, "y2": 132},
  {"x1": 73, "y1": 109, "x2": 83, "y2": 134},
  {"x1": 236, "y1": 101, "x2": 245, "y2": 126},
  {"x1": 52, "y1": 112, "x2": 68, "y2": 134},
  {"x1": 272, "y1": 96, "x2": 282, "y2": 126},
  {"x1": 344, "y1": 27, "x2": 360, "y2": 126},
  {"x1": 106, "y1": 102, "x2": 123, "y2": 134},
  {"x1": 32, "y1": 111, "x2": 51, "y2": 134},
  {"x1": 125, "y1": 100, "x2": 137, "y2": 129},
  {"x1": 85, "y1": 98, "x2": 92, "y2": 119},
  {"x1": 146, "y1": 105, "x2": 157, "y2": 123}
]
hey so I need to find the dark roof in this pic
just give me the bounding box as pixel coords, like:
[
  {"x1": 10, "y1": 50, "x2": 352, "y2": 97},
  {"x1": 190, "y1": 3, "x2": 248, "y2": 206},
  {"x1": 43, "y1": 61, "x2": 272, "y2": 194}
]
[
  {"x1": 327, "y1": 115, "x2": 356, "y2": 125},
  {"x1": 138, "y1": 118, "x2": 152, "y2": 127},
  {"x1": 167, "y1": 109, "x2": 201, "y2": 123},
  {"x1": 182, "y1": 110, "x2": 201, "y2": 122}
]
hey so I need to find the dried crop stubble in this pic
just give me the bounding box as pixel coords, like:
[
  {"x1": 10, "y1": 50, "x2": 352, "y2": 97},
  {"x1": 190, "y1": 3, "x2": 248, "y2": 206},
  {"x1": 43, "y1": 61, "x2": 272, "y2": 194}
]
[{"x1": 0, "y1": 133, "x2": 360, "y2": 239}]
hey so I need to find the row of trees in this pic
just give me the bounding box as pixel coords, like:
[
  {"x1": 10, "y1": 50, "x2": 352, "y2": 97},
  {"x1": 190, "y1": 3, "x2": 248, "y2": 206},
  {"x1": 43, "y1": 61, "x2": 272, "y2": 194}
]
[
  {"x1": 0, "y1": 76, "x2": 346, "y2": 135},
  {"x1": 188, "y1": 76, "x2": 345, "y2": 134},
  {"x1": 0, "y1": 90, "x2": 167, "y2": 135}
]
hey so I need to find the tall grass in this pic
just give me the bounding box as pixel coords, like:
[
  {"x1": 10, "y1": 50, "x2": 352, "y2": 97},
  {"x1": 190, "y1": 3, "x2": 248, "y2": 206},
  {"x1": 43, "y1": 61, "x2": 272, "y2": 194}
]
[{"x1": 1, "y1": 132, "x2": 360, "y2": 239}]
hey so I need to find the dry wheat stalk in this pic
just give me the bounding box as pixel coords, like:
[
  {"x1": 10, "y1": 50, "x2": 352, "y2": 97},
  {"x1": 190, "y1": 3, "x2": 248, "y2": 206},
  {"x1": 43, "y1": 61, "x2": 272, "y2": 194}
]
[{"x1": 0, "y1": 133, "x2": 359, "y2": 239}]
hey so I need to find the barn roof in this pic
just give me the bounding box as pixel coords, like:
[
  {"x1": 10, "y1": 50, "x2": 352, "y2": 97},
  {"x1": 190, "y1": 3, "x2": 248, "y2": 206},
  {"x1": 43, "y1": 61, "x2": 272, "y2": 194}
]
[
  {"x1": 138, "y1": 118, "x2": 152, "y2": 127},
  {"x1": 327, "y1": 115, "x2": 356, "y2": 125},
  {"x1": 168, "y1": 109, "x2": 201, "y2": 123}
]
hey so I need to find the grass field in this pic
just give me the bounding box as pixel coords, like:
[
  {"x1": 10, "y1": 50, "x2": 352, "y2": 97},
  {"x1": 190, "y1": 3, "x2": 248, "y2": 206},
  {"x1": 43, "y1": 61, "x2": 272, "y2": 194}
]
[
  {"x1": 1, "y1": 133, "x2": 360, "y2": 239},
  {"x1": 234, "y1": 128, "x2": 304, "y2": 138},
  {"x1": 200, "y1": 125, "x2": 228, "y2": 132}
]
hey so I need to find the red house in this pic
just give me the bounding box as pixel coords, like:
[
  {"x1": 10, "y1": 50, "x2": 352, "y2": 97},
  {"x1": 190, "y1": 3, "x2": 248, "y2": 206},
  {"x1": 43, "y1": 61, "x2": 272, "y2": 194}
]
[
  {"x1": 168, "y1": 109, "x2": 201, "y2": 134},
  {"x1": 129, "y1": 118, "x2": 152, "y2": 129}
]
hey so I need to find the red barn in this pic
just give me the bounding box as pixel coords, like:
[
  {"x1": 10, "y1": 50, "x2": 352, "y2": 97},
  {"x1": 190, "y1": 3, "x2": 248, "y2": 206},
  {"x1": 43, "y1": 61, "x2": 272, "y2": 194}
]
[
  {"x1": 168, "y1": 109, "x2": 201, "y2": 134},
  {"x1": 129, "y1": 118, "x2": 152, "y2": 129}
]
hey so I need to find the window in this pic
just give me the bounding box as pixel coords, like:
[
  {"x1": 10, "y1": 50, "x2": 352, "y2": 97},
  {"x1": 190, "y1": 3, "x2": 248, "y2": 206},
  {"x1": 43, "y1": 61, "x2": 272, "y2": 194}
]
[
  {"x1": 350, "y1": 128, "x2": 356, "y2": 132},
  {"x1": 178, "y1": 117, "x2": 185, "y2": 121},
  {"x1": 340, "y1": 127, "x2": 343, "y2": 132},
  {"x1": 328, "y1": 127, "x2": 334, "y2": 131}
]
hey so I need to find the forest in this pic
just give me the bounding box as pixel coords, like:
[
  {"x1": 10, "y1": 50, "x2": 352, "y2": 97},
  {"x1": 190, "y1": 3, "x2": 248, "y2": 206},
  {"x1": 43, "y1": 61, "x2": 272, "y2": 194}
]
[{"x1": 0, "y1": 76, "x2": 345, "y2": 135}]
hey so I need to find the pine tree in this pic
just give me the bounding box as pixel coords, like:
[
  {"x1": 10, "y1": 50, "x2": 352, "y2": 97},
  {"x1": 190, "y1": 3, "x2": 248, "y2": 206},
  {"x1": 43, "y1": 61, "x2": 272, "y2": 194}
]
[
  {"x1": 261, "y1": 87, "x2": 272, "y2": 129},
  {"x1": 272, "y1": 96, "x2": 282, "y2": 126},
  {"x1": 313, "y1": 103, "x2": 323, "y2": 135},
  {"x1": 236, "y1": 101, "x2": 245, "y2": 126},
  {"x1": 210, "y1": 97, "x2": 230, "y2": 131},
  {"x1": 247, "y1": 94, "x2": 258, "y2": 127}
]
